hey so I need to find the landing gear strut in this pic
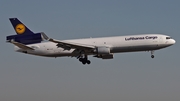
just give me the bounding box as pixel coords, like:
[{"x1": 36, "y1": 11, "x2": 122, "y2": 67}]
[{"x1": 151, "y1": 51, "x2": 154, "y2": 58}]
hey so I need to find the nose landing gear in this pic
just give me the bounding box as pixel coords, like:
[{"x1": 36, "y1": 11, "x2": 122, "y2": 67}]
[
  {"x1": 151, "y1": 55, "x2": 154, "y2": 58},
  {"x1": 151, "y1": 51, "x2": 154, "y2": 58}
]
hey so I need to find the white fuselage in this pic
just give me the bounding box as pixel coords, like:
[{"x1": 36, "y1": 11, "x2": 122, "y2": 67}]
[{"x1": 15, "y1": 34, "x2": 176, "y2": 57}]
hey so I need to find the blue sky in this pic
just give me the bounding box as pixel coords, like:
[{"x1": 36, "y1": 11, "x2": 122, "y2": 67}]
[{"x1": 0, "y1": 0, "x2": 179, "y2": 101}]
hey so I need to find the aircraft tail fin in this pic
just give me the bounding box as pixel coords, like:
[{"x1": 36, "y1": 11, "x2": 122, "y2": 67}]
[
  {"x1": 9, "y1": 18, "x2": 34, "y2": 35},
  {"x1": 7, "y1": 18, "x2": 43, "y2": 45}
]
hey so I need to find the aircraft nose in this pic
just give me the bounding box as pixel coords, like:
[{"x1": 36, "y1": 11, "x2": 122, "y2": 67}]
[{"x1": 171, "y1": 39, "x2": 176, "y2": 45}]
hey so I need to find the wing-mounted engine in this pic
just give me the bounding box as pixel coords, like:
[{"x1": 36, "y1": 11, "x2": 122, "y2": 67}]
[
  {"x1": 94, "y1": 46, "x2": 110, "y2": 54},
  {"x1": 93, "y1": 46, "x2": 113, "y2": 59}
]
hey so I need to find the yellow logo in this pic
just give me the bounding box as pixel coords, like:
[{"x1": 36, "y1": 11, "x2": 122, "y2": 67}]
[{"x1": 15, "y1": 24, "x2": 26, "y2": 34}]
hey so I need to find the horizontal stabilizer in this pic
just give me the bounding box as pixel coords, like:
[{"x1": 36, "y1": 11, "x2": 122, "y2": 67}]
[{"x1": 10, "y1": 40, "x2": 34, "y2": 50}]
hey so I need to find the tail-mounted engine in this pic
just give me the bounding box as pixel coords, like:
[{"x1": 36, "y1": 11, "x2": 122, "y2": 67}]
[{"x1": 6, "y1": 33, "x2": 43, "y2": 45}]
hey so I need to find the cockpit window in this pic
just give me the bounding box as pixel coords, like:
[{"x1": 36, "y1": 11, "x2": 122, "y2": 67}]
[{"x1": 166, "y1": 37, "x2": 171, "y2": 39}]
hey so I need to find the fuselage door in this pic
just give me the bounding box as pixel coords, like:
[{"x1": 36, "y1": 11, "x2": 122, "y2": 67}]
[
  {"x1": 158, "y1": 36, "x2": 164, "y2": 46},
  {"x1": 159, "y1": 36, "x2": 163, "y2": 42}
]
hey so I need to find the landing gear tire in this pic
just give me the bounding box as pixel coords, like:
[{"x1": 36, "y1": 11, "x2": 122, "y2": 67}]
[
  {"x1": 82, "y1": 60, "x2": 86, "y2": 65},
  {"x1": 150, "y1": 51, "x2": 155, "y2": 59},
  {"x1": 79, "y1": 58, "x2": 83, "y2": 62},
  {"x1": 86, "y1": 60, "x2": 91, "y2": 64},
  {"x1": 79, "y1": 58, "x2": 91, "y2": 65},
  {"x1": 151, "y1": 55, "x2": 154, "y2": 58}
]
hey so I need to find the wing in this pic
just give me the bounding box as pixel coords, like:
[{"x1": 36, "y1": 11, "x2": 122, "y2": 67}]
[{"x1": 41, "y1": 32, "x2": 95, "y2": 51}]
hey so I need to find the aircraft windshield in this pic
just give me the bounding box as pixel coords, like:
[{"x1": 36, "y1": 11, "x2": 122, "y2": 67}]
[{"x1": 166, "y1": 37, "x2": 171, "y2": 39}]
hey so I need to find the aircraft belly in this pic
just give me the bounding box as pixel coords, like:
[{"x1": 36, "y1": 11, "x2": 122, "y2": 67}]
[{"x1": 111, "y1": 45, "x2": 160, "y2": 53}]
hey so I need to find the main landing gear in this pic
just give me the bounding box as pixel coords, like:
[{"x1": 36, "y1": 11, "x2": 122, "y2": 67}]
[
  {"x1": 79, "y1": 58, "x2": 91, "y2": 65},
  {"x1": 151, "y1": 51, "x2": 154, "y2": 58},
  {"x1": 77, "y1": 53, "x2": 91, "y2": 65}
]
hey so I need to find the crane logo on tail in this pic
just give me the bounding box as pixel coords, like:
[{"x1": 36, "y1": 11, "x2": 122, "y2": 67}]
[{"x1": 15, "y1": 24, "x2": 26, "y2": 34}]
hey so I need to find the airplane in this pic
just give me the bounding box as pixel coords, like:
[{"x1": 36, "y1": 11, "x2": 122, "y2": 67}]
[{"x1": 6, "y1": 18, "x2": 176, "y2": 65}]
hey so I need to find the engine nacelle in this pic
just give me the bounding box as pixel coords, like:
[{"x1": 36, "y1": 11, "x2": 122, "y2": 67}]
[
  {"x1": 94, "y1": 54, "x2": 114, "y2": 59},
  {"x1": 94, "y1": 46, "x2": 110, "y2": 54},
  {"x1": 101, "y1": 54, "x2": 113, "y2": 59}
]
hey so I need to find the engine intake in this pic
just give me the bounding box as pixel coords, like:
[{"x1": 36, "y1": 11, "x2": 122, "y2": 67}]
[{"x1": 94, "y1": 46, "x2": 110, "y2": 54}]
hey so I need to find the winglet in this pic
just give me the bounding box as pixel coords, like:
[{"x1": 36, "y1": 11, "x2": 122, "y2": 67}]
[{"x1": 41, "y1": 32, "x2": 49, "y2": 40}]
